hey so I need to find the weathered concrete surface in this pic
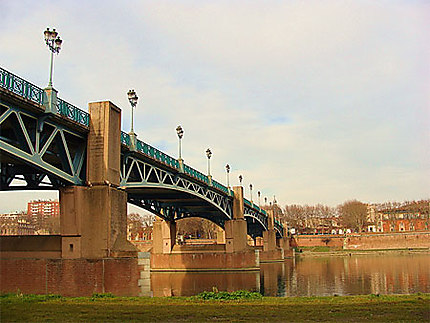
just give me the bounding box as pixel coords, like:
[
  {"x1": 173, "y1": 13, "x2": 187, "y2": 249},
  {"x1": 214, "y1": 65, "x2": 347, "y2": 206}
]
[
  {"x1": 0, "y1": 235, "x2": 61, "y2": 258},
  {"x1": 87, "y1": 101, "x2": 121, "y2": 186},
  {"x1": 151, "y1": 250, "x2": 259, "y2": 271},
  {"x1": 60, "y1": 185, "x2": 137, "y2": 258},
  {"x1": 152, "y1": 218, "x2": 176, "y2": 254},
  {"x1": 60, "y1": 100, "x2": 136, "y2": 259}
]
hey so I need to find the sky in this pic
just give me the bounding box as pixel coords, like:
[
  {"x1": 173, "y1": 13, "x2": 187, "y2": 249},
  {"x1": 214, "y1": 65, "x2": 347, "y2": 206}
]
[{"x1": 1, "y1": 0, "x2": 429, "y2": 213}]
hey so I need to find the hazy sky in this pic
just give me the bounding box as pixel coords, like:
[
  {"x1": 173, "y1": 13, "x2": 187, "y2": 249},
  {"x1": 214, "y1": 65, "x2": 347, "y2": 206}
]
[{"x1": 1, "y1": 0, "x2": 429, "y2": 213}]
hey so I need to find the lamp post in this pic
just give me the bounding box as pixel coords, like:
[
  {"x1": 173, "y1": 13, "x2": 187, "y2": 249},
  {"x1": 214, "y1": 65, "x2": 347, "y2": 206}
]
[
  {"x1": 250, "y1": 184, "x2": 253, "y2": 204},
  {"x1": 239, "y1": 175, "x2": 243, "y2": 186},
  {"x1": 225, "y1": 164, "x2": 230, "y2": 190},
  {"x1": 127, "y1": 89, "x2": 138, "y2": 150},
  {"x1": 176, "y1": 125, "x2": 184, "y2": 172},
  {"x1": 43, "y1": 27, "x2": 62, "y2": 113},
  {"x1": 206, "y1": 148, "x2": 212, "y2": 185},
  {"x1": 44, "y1": 27, "x2": 62, "y2": 88},
  {"x1": 258, "y1": 191, "x2": 261, "y2": 207}
]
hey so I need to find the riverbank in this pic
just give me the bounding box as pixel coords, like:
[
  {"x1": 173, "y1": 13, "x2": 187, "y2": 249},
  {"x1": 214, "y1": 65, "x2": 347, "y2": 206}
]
[
  {"x1": 295, "y1": 246, "x2": 430, "y2": 257},
  {"x1": 1, "y1": 293, "x2": 429, "y2": 322}
]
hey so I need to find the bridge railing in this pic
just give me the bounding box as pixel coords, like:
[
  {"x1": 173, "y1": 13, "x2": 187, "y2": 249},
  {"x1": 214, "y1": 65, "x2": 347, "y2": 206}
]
[
  {"x1": 136, "y1": 138, "x2": 179, "y2": 169},
  {"x1": 0, "y1": 67, "x2": 90, "y2": 127},
  {"x1": 183, "y1": 164, "x2": 209, "y2": 184},
  {"x1": 244, "y1": 198, "x2": 267, "y2": 216},
  {"x1": 0, "y1": 67, "x2": 44, "y2": 105},
  {"x1": 121, "y1": 131, "x2": 131, "y2": 146},
  {"x1": 57, "y1": 98, "x2": 89, "y2": 127},
  {"x1": 212, "y1": 179, "x2": 230, "y2": 195}
]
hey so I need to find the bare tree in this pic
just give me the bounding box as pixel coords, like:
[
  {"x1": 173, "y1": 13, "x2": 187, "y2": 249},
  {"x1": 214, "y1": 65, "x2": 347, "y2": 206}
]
[{"x1": 338, "y1": 200, "x2": 368, "y2": 232}]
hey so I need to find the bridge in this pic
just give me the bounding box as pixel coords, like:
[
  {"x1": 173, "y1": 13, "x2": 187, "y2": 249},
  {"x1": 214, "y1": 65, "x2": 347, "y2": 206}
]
[{"x1": 1, "y1": 66, "x2": 287, "y2": 263}]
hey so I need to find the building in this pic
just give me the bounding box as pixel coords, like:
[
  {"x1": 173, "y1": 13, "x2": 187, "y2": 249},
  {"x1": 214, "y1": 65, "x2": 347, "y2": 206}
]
[
  {"x1": 27, "y1": 199, "x2": 60, "y2": 217},
  {"x1": 379, "y1": 210, "x2": 429, "y2": 233},
  {"x1": 0, "y1": 213, "x2": 35, "y2": 235}
]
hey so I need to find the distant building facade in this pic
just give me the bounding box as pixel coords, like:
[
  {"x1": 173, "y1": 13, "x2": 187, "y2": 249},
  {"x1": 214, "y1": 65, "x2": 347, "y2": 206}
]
[
  {"x1": 0, "y1": 213, "x2": 35, "y2": 235},
  {"x1": 27, "y1": 199, "x2": 60, "y2": 217},
  {"x1": 379, "y1": 210, "x2": 429, "y2": 233}
]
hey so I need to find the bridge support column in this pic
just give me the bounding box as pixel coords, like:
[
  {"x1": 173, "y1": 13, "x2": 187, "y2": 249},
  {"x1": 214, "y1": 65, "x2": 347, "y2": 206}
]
[
  {"x1": 263, "y1": 209, "x2": 277, "y2": 252},
  {"x1": 60, "y1": 185, "x2": 136, "y2": 258},
  {"x1": 277, "y1": 225, "x2": 290, "y2": 250},
  {"x1": 225, "y1": 186, "x2": 248, "y2": 253},
  {"x1": 61, "y1": 101, "x2": 137, "y2": 258},
  {"x1": 216, "y1": 226, "x2": 226, "y2": 244},
  {"x1": 152, "y1": 218, "x2": 176, "y2": 254}
]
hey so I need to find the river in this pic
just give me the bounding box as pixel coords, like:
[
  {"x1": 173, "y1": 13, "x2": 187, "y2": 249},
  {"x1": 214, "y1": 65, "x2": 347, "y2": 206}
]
[{"x1": 151, "y1": 252, "x2": 430, "y2": 297}]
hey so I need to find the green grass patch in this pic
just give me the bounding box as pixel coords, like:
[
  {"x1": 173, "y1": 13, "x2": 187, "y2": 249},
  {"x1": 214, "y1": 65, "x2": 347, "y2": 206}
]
[
  {"x1": 1, "y1": 292, "x2": 429, "y2": 322},
  {"x1": 192, "y1": 290, "x2": 262, "y2": 300}
]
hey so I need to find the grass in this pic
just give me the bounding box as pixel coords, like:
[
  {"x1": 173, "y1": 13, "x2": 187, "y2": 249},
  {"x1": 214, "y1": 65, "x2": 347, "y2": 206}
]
[{"x1": 1, "y1": 292, "x2": 429, "y2": 322}]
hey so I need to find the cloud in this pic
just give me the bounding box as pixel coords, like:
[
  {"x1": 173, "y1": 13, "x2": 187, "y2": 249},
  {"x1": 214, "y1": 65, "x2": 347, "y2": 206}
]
[{"x1": 0, "y1": 0, "x2": 429, "y2": 213}]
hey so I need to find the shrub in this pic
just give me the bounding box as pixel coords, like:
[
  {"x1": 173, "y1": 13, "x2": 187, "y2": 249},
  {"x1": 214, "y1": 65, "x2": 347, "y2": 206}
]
[{"x1": 193, "y1": 290, "x2": 262, "y2": 300}]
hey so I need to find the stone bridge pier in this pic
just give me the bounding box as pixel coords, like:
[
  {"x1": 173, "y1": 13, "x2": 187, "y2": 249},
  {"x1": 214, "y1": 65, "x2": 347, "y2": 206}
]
[
  {"x1": 60, "y1": 101, "x2": 137, "y2": 258},
  {"x1": 151, "y1": 186, "x2": 248, "y2": 255}
]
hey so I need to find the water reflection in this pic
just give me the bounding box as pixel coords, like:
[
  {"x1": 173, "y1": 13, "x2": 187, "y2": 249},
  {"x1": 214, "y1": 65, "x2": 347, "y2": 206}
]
[
  {"x1": 151, "y1": 271, "x2": 260, "y2": 297},
  {"x1": 151, "y1": 253, "x2": 430, "y2": 297}
]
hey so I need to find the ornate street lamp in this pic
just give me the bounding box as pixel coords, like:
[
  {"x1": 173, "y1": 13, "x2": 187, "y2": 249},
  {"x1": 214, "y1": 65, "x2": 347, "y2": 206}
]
[
  {"x1": 127, "y1": 89, "x2": 138, "y2": 134},
  {"x1": 258, "y1": 191, "x2": 261, "y2": 207},
  {"x1": 176, "y1": 125, "x2": 184, "y2": 158},
  {"x1": 127, "y1": 89, "x2": 138, "y2": 151},
  {"x1": 225, "y1": 164, "x2": 230, "y2": 189},
  {"x1": 239, "y1": 175, "x2": 243, "y2": 186},
  {"x1": 43, "y1": 27, "x2": 62, "y2": 114},
  {"x1": 206, "y1": 148, "x2": 212, "y2": 185},
  {"x1": 44, "y1": 27, "x2": 62, "y2": 88},
  {"x1": 250, "y1": 184, "x2": 253, "y2": 203},
  {"x1": 176, "y1": 125, "x2": 184, "y2": 172}
]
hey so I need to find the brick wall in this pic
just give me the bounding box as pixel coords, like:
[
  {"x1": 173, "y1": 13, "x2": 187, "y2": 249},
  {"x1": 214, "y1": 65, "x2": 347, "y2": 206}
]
[
  {"x1": 291, "y1": 232, "x2": 430, "y2": 250},
  {"x1": 0, "y1": 258, "x2": 141, "y2": 296},
  {"x1": 346, "y1": 232, "x2": 430, "y2": 250},
  {"x1": 291, "y1": 235, "x2": 344, "y2": 248}
]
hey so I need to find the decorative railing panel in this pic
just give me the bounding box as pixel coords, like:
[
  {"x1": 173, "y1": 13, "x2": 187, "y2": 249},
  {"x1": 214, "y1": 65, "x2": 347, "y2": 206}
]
[
  {"x1": 57, "y1": 98, "x2": 89, "y2": 127},
  {"x1": 183, "y1": 165, "x2": 209, "y2": 184},
  {"x1": 212, "y1": 179, "x2": 229, "y2": 194},
  {"x1": 136, "y1": 139, "x2": 179, "y2": 169},
  {"x1": 121, "y1": 131, "x2": 131, "y2": 146},
  {"x1": 1, "y1": 67, "x2": 89, "y2": 127},
  {"x1": 0, "y1": 67, "x2": 44, "y2": 104}
]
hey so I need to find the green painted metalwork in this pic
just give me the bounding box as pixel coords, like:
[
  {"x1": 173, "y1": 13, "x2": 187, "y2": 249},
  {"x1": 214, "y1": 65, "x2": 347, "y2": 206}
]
[
  {"x1": 57, "y1": 98, "x2": 89, "y2": 127},
  {"x1": 212, "y1": 179, "x2": 229, "y2": 194},
  {"x1": 183, "y1": 164, "x2": 209, "y2": 184},
  {"x1": 0, "y1": 67, "x2": 44, "y2": 104},
  {"x1": 1, "y1": 66, "x2": 283, "y2": 235},
  {"x1": 0, "y1": 67, "x2": 89, "y2": 127},
  {"x1": 135, "y1": 138, "x2": 179, "y2": 169},
  {"x1": 120, "y1": 131, "x2": 131, "y2": 146},
  {"x1": 0, "y1": 101, "x2": 86, "y2": 187}
]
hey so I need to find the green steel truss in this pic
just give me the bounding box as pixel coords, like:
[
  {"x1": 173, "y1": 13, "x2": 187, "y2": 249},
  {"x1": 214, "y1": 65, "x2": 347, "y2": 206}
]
[
  {"x1": 120, "y1": 154, "x2": 233, "y2": 226},
  {"x1": 0, "y1": 100, "x2": 87, "y2": 189},
  {"x1": 0, "y1": 66, "x2": 283, "y2": 237},
  {"x1": 0, "y1": 67, "x2": 89, "y2": 127}
]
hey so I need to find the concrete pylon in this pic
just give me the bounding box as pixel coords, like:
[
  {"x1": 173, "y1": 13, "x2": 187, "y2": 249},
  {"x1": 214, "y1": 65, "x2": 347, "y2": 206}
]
[
  {"x1": 263, "y1": 208, "x2": 277, "y2": 252},
  {"x1": 216, "y1": 226, "x2": 226, "y2": 244},
  {"x1": 60, "y1": 101, "x2": 137, "y2": 259},
  {"x1": 225, "y1": 186, "x2": 248, "y2": 253},
  {"x1": 152, "y1": 218, "x2": 176, "y2": 254}
]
